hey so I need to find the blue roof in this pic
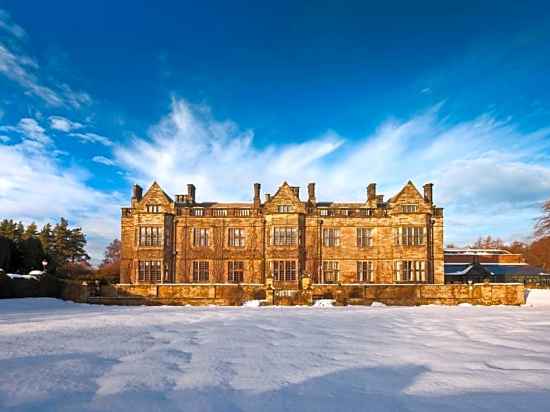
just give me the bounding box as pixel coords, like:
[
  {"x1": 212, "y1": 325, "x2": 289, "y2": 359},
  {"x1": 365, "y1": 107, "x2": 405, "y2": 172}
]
[
  {"x1": 445, "y1": 264, "x2": 548, "y2": 276},
  {"x1": 484, "y1": 265, "x2": 547, "y2": 276}
]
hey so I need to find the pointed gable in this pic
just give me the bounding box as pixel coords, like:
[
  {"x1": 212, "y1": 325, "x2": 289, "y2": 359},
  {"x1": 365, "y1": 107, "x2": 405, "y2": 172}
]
[
  {"x1": 264, "y1": 182, "x2": 306, "y2": 213},
  {"x1": 137, "y1": 181, "x2": 174, "y2": 213},
  {"x1": 389, "y1": 181, "x2": 430, "y2": 212}
]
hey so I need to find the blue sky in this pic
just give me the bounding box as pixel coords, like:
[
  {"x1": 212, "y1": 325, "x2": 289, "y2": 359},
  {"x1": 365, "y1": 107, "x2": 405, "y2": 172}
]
[{"x1": 1, "y1": 1, "x2": 550, "y2": 260}]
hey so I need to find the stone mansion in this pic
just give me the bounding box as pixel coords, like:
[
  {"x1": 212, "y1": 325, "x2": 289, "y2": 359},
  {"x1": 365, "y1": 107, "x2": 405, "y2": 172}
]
[{"x1": 120, "y1": 181, "x2": 444, "y2": 286}]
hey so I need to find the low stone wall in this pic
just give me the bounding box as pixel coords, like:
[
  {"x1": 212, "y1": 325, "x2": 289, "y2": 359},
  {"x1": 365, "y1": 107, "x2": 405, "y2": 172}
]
[
  {"x1": 78, "y1": 282, "x2": 525, "y2": 306},
  {"x1": 91, "y1": 283, "x2": 268, "y2": 306},
  {"x1": 310, "y1": 283, "x2": 525, "y2": 306}
]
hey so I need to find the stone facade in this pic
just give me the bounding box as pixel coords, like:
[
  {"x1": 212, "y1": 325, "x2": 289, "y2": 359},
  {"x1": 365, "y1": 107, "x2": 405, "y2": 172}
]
[{"x1": 120, "y1": 180, "x2": 444, "y2": 286}]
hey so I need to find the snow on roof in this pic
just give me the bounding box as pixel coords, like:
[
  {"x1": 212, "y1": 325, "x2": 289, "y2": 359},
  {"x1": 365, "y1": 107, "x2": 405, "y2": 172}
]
[
  {"x1": 6, "y1": 273, "x2": 39, "y2": 280},
  {"x1": 28, "y1": 270, "x2": 45, "y2": 275},
  {"x1": 444, "y1": 248, "x2": 512, "y2": 255}
]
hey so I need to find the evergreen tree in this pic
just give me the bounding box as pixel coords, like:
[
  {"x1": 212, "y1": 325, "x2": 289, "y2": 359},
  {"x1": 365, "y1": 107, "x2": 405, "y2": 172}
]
[
  {"x1": 0, "y1": 219, "x2": 17, "y2": 239},
  {"x1": 38, "y1": 223, "x2": 54, "y2": 255},
  {"x1": 68, "y1": 226, "x2": 90, "y2": 262},
  {"x1": 23, "y1": 222, "x2": 38, "y2": 239},
  {"x1": 0, "y1": 235, "x2": 15, "y2": 272},
  {"x1": 19, "y1": 237, "x2": 46, "y2": 273},
  {"x1": 14, "y1": 222, "x2": 25, "y2": 243},
  {"x1": 52, "y1": 218, "x2": 72, "y2": 272}
]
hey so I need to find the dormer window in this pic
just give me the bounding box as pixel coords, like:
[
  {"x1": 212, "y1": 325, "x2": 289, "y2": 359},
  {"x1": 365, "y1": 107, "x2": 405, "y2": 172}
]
[
  {"x1": 146, "y1": 205, "x2": 160, "y2": 213},
  {"x1": 212, "y1": 209, "x2": 227, "y2": 217},
  {"x1": 191, "y1": 208, "x2": 204, "y2": 217},
  {"x1": 277, "y1": 205, "x2": 293, "y2": 213},
  {"x1": 401, "y1": 204, "x2": 418, "y2": 213},
  {"x1": 236, "y1": 208, "x2": 251, "y2": 216},
  {"x1": 319, "y1": 208, "x2": 329, "y2": 216}
]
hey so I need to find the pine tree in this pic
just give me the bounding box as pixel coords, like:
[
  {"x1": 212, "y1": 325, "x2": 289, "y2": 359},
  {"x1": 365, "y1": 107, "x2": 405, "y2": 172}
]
[
  {"x1": 38, "y1": 223, "x2": 53, "y2": 255},
  {"x1": 23, "y1": 222, "x2": 38, "y2": 239},
  {"x1": 52, "y1": 218, "x2": 72, "y2": 272},
  {"x1": 0, "y1": 219, "x2": 17, "y2": 239},
  {"x1": 68, "y1": 227, "x2": 90, "y2": 263},
  {"x1": 14, "y1": 222, "x2": 25, "y2": 244}
]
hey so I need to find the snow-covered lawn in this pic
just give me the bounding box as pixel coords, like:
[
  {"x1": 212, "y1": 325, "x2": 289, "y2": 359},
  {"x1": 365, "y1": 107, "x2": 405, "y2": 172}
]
[{"x1": 1, "y1": 291, "x2": 550, "y2": 411}]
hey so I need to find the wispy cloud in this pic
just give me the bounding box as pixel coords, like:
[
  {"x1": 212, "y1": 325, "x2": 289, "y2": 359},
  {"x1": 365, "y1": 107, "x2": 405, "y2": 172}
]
[
  {"x1": 115, "y1": 99, "x2": 550, "y2": 245},
  {"x1": 92, "y1": 155, "x2": 116, "y2": 166},
  {"x1": 70, "y1": 132, "x2": 113, "y2": 146},
  {"x1": 0, "y1": 9, "x2": 25, "y2": 39},
  {"x1": 0, "y1": 119, "x2": 121, "y2": 262},
  {"x1": 0, "y1": 44, "x2": 65, "y2": 106},
  {"x1": 0, "y1": 117, "x2": 52, "y2": 146},
  {"x1": 49, "y1": 115, "x2": 83, "y2": 132},
  {"x1": 0, "y1": 10, "x2": 90, "y2": 109}
]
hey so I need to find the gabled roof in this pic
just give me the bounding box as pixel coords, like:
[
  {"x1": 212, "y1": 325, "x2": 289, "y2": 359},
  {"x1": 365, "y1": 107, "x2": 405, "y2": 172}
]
[
  {"x1": 142, "y1": 181, "x2": 173, "y2": 204},
  {"x1": 269, "y1": 181, "x2": 301, "y2": 203},
  {"x1": 388, "y1": 180, "x2": 425, "y2": 204}
]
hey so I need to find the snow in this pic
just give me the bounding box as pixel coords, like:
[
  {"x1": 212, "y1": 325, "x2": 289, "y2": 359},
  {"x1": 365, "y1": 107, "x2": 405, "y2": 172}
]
[
  {"x1": 523, "y1": 289, "x2": 550, "y2": 307},
  {"x1": 1, "y1": 291, "x2": 550, "y2": 411},
  {"x1": 27, "y1": 270, "x2": 45, "y2": 276},
  {"x1": 5, "y1": 273, "x2": 39, "y2": 280},
  {"x1": 242, "y1": 300, "x2": 265, "y2": 307},
  {"x1": 312, "y1": 299, "x2": 335, "y2": 307}
]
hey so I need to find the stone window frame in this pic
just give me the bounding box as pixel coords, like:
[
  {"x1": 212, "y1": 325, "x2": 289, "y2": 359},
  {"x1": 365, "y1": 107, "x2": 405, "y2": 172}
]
[
  {"x1": 323, "y1": 228, "x2": 341, "y2": 247},
  {"x1": 138, "y1": 260, "x2": 162, "y2": 283},
  {"x1": 146, "y1": 204, "x2": 160, "y2": 213},
  {"x1": 322, "y1": 261, "x2": 340, "y2": 284},
  {"x1": 401, "y1": 204, "x2": 418, "y2": 213},
  {"x1": 192, "y1": 227, "x2": 209, "y2": 247},
  {"x1": 394, "y1": 260, "x2": 426, "y2": 282},
  {"x1": 228, "y1": 227, "x2": 246, "y2": 248},
  {"x1": 356, "y1": 227, "x2": 374, "y2": 248},
  {"x1": 228, "y1": 261, "x2": 244, "y2": 283},
  {"x1": 138, "y1": 226, "x2": 162, "y2": 247},
  {"x1": 394, "y1": 226, "x2": 426, "y2": 246},
  {"x1": 192, "y1": 260, "x2": 209, "y2": 282},
  {"x1": 271, "y1": 260, "x2": 297, "y2": 282},
  {"x1": 272, "y1": 226, "x2": 298, "y2": 246},
  {"x1": 277, "y1": 204, "x2": 293, "y2": 213},
  {"x1": 357, "y1": 260, "x2": 374, "y2": 282}
]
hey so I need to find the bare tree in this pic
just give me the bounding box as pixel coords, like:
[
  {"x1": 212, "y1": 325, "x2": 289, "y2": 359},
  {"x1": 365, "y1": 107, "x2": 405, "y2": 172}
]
[{"x1": 535, "y1": 200, "x2": 550, "y2": 238}]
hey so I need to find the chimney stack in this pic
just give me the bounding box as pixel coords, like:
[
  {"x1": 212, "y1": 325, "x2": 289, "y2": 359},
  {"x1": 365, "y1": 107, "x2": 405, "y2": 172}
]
[
  {"x1": 291, "y1": 186, "x2": 300, "y2": 199},
  {"x1": 307, "y1": 182, "x2": 316, "y2": 204},
  {"x1": 265, "y1": 193, "x2": 271, "y2": 202},
  {"x1": 187, "y1": 184, "x2": 196, "y2": 204},
  {"x1": 367, "y1": 183, "x2": 376, "y2": 202},
  {"x1": 132, "y1": 184, "x2": 143, "y2": 201},
  {"x1": 423, "y1": 183, "x2": 433, "y2": 204},
  {"x1": 253, "y1": 183, "x2": 261, "y2": 208}
]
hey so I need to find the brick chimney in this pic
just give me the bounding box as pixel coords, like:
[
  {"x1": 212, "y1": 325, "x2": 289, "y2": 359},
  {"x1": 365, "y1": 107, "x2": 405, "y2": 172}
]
[
  {"x1": 187, "y1": 184, "x2": 196, "y2": 204},
  {"x1": 253, "y1": 183, "x2": 261, "y2": 208},
  {"x1": 132, "y1": 184, "x2": 143, "y2": 201},
  {"x1": 423, "y1": 183, "x2": 433, "y2": 204},
  {"x1": 307, "y1": 182, "x2": 316, "y2": 205},
  {"x1": 367, "y1": 183, "x2": 376, "y2": 202},
  {"x1": 265, "y1": 193, "x2": 271, "y2": 202},
  {"x1": 290, "y1": 186, "x2": 300, "y2": 199}
]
